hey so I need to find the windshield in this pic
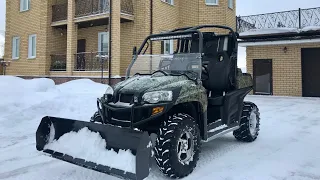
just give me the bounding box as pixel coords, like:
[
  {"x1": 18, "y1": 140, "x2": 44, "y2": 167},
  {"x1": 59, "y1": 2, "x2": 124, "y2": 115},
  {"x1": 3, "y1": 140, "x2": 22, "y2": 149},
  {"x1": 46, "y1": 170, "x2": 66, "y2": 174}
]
[
  {"x1": 129, "y1": 53, "x2": 202, "y2": 80},
  {"x1": 127, "y1": 32, "x2": 203, "y2": 80}
]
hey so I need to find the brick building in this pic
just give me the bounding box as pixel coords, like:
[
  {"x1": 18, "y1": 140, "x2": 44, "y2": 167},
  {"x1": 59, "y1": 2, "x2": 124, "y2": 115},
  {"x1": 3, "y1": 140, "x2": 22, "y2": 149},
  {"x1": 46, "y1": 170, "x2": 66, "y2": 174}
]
[
  {"x1": 237, "y1": 7, "x2": 320, "y2": 97},
  {"x1": 4, "y1": 0, "x2": 236, "y2": 84}
]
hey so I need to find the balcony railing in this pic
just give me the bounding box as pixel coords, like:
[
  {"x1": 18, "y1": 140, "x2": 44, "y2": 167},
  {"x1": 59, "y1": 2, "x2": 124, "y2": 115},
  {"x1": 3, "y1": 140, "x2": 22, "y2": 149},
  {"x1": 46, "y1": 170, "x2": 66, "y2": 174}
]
[
  {"x1": 52, "y1": 3, "x2": 68, "y2": 22},
  {"x1": 50, "y1": 54, "x2": 67, "y2": 71},
  {"x1": 236, "y1": 7, "x2": 320, "y2": 33},
  {"x1": 52, "y1": 0, "x2": 134, "y2": 23},
  {"x1": 74, "y1": 52, "x2": 109, "y2": 71},
  {"x1": 121, "y1": 0, "x2": 134, "y2": 15}
]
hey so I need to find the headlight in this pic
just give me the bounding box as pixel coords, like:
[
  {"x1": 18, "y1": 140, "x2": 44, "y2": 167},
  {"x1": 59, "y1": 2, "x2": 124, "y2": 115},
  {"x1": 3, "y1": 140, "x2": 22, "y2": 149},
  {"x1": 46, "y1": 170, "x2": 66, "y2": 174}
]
[
  {"x1": 142, "y1": 91, "x2": 173, "y2": 104},
  {"x1": 105, "y1": 86, "x2": 113, "y2": 95}
]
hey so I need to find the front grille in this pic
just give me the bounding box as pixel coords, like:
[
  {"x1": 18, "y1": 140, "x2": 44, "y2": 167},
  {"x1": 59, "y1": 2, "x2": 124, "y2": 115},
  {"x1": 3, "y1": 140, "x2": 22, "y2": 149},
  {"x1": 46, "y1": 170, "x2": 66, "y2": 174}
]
[
  {"x1": 107, "y1": 109, "x2": 131, "y2": 127},
  {"x1": 119, "y1": 93, "x2": 133, "y2": 103}
]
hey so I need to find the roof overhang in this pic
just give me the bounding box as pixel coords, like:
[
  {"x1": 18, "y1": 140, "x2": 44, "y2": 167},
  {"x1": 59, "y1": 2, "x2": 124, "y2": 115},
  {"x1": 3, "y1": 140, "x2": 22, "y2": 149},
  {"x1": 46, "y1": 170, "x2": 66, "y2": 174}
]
[
  {"x1": 239, "y1": 38, "x2": 320, "y2": 47},
  {"x1": 238, "y1": 29, "x2": 320, "y2": 47}
]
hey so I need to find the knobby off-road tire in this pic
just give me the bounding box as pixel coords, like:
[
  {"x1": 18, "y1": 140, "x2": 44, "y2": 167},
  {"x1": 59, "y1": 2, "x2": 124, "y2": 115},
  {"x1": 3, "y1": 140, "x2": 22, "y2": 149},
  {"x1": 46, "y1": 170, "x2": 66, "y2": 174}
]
[
  {"x1": 233, "y1": 102, "x2": 260, "y2": 142},
  {"x1": 154, "y1": 113, "x2": 201, "y2": 179}
]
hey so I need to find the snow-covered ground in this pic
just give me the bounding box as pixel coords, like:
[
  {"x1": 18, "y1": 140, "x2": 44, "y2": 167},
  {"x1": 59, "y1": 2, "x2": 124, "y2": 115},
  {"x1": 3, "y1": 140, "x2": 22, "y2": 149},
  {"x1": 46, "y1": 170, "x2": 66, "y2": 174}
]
[{"x1": 0, "y1": 76, "x2": 320, "y2": 180}]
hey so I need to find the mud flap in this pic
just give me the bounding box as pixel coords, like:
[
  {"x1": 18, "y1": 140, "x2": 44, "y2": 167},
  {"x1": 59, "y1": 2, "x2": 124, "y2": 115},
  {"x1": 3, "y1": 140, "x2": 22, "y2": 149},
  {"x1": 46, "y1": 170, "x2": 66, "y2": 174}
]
[{"x1": 36, "y1": 116, "x2": 152, "y2": 180}]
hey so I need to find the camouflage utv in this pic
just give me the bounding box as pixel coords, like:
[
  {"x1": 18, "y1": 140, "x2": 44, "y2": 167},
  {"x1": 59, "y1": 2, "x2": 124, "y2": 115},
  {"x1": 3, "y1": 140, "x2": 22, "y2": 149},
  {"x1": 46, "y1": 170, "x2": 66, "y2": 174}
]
[{"x1": 36, "y1": 25, "x2": 260, "y2": 180}]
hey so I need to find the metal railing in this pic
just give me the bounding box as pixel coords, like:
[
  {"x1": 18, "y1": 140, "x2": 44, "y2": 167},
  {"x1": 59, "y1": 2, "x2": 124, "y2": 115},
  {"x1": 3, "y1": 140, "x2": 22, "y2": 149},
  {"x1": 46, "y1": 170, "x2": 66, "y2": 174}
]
[
  {"x1": 50, "y1": 54, "x2": 67, "y2": 71},
  {"x1": 74, "y1": 52, "x2": 109, "y2": 72},
  {"x1": 52, "y1": 3, "x2": 68, "y2": 22},
  {"x1": 121, "y1": 0, "x2": 134, "y2": 15},
  {"x1": 52, "y1": 0, "x2": 134, "y2": 22},
  {"x1": 75, "y1": 0, "x2": 109, "y2": 17},
  {"x1": 237, "y1": 7, "x2": 320, "y2": 33}
]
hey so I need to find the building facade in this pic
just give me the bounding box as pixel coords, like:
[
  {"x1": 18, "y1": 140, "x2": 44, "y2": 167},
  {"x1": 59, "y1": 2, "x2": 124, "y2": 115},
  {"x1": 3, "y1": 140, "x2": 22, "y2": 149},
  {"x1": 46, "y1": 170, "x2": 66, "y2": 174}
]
[
  {"x1": 4, "y1": 0, "x2": 236, "y2": 83},
  {"x1": 237, "y1": 7, "x2": 320, "y2": 97}
]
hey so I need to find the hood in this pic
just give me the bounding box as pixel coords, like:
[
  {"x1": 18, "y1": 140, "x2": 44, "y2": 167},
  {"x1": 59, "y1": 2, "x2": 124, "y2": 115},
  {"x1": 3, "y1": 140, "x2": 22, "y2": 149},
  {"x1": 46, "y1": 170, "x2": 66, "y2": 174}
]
[{"x1": 113, "y1": 74, "x2": 196, "y2": 94}]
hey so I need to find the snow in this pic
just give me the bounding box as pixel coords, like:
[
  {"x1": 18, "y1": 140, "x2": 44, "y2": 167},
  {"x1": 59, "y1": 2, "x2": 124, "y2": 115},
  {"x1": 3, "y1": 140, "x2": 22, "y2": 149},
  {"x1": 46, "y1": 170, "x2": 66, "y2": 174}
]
[
  {"x1": 0, "y1": 75, "x2": 320, "y2": 180},
  {"x1": 239, "y1": 26, "x2": 320, "y2": 37},
  {"x1": 301, "y1": 26, "x2": 320, "y2": 32},
  {"x1": 239, "y1": 28, "x2": 299, "y2": 36},
  {"x1": 44, "y1": 127, "x2": 136, "y2": 173},
  {"x1": 208, "y1": 124, "x2": 228, "y2": 133}
]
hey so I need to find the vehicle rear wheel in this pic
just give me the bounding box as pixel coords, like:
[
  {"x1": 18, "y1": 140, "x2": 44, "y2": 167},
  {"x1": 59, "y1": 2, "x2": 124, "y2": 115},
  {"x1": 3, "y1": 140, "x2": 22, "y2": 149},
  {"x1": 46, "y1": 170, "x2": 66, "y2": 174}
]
[
  {"x1": 233, "y1": 102, "x2": 260, "y2": 142},
  {"x1": 154, "y1": 113, "x2": 201, "y2": 178}
]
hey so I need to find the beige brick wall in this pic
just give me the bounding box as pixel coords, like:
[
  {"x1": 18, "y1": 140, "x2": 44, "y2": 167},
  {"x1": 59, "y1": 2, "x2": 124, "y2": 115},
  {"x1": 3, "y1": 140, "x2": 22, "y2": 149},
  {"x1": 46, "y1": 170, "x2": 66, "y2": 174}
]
[
  {"x1": 246, "y1": 43, "x2": 320, "y2": 97},
  {"x1": 4, "y1": 0, "x2": 46, "y2": 75},
  {"x1": 5, "y1": 0, "x2": 237, "y2": 77}
]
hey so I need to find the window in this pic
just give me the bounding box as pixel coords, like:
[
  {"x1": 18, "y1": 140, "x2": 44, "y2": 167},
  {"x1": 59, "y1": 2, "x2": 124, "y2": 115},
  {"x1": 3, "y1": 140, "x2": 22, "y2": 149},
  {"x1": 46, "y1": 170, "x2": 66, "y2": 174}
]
[
  {"x1": 98, "y1": 32, "x2": 109, "y2": 55},
  {"x1": 205, "y1": 0, "x2": 218, "y2": 5},
  {"x1": 28, "y1": 34, "x2": 37, "y2": 59},
  {"x1": 20, "y1": 0, "x2": 30, "y2": 12},
  {"x1": 163, "y1": 40, "x2": 174, "y2": 54},
  {"x1": 12, "y1": 37, "x2": 20, "y2": 59},
  {"x1": 228, "y1": 0, "x2": 233, "y2": 9},
  {"x1": 162, "y1": 0, "x2": 174, "y2": 5}
]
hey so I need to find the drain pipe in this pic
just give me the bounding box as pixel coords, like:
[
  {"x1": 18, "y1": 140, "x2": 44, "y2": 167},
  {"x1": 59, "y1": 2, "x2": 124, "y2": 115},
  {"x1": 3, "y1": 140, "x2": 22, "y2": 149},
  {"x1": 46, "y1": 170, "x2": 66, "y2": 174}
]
[
  {"x1": 108, "y1": 0, "x2": 112, "y2": 84},
  {"x1": 150, "y1": 0, "x2": 153, "y2": 54}
]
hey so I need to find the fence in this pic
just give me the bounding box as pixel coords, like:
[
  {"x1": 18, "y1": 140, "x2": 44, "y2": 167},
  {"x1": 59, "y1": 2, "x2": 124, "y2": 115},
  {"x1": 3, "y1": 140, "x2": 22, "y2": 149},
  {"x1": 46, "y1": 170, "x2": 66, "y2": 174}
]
[{"x1": 236, "y1": 7, "x2": 320, "y2": 33}]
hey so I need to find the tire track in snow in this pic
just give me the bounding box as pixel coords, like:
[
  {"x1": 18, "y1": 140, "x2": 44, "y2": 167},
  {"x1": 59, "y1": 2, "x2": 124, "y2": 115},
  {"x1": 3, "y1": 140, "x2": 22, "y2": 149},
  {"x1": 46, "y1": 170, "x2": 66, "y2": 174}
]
[{"x1": 0, "y1": 161, "x2": 57, "y2": 180}]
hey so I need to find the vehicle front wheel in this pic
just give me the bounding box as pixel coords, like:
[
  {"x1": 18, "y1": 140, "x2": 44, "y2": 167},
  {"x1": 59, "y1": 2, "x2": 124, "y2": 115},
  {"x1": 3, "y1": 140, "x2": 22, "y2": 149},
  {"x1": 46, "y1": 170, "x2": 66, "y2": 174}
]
[
  {"x1": 233, "y1": 102, "x2": 260, "y2": 142},
  {"x1": 154, "y1": 113, "x2": 201, "y2": 179}
]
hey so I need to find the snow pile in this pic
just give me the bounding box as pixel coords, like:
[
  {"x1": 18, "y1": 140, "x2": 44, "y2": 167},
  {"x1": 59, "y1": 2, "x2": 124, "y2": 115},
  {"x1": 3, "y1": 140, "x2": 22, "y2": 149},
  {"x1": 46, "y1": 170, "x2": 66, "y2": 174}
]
[
  {"x1": 44, "y1": 127, "x2": 136, "y2": 173},
  {"x1": 49, "y1": 79, "x2": 109, "y2": 95},
  {"x1": 0, "y1": 76, "x2": 55, "y2": 93}
]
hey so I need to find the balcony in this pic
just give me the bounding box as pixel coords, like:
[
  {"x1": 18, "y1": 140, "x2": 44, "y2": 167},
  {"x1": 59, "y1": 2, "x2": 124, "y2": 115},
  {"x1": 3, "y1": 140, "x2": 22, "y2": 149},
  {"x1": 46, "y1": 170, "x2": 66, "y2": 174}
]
[
  {"x1": 50, "y1": 54, "x2": 67, "y2": 71},
  {"x1": 52, "y1": 0, "x2": 134, "y2": 27},
  {"x1": 74, "y1": 52, "x2": 109, "y2": 71},
  {"x1": 50, "y1": 52, "x2": 108, "y2": 72}
]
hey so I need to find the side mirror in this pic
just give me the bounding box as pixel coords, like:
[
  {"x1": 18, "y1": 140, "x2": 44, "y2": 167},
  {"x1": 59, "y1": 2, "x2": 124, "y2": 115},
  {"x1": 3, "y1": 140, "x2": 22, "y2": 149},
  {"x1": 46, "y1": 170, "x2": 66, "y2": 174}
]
[{"x1": 132, "y1": 46, "x2": 137, "y2": 55}]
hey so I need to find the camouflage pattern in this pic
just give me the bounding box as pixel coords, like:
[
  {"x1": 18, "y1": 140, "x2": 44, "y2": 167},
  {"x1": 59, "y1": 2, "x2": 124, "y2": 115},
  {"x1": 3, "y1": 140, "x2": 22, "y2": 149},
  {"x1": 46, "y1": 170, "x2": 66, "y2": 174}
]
[
  {"x1": 236, "y1": 68, "x2": 253, "y2": 89},
  {"x1": 112, "y1": 73, "x2": 208, "y2": 112}
]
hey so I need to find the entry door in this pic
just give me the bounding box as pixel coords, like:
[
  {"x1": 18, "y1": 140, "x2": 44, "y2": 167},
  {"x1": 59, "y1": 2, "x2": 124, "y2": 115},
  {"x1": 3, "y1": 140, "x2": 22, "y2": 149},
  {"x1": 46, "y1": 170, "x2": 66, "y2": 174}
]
[
  {"x1": 253, "y1": 59, "x2": 273, "y2": 95},
  {"x1": 302, "y1": 48, "x2": 320, "y2": 97},
  {"x1": 77, "y1": 39, "x2": 86, "y2": 71}
]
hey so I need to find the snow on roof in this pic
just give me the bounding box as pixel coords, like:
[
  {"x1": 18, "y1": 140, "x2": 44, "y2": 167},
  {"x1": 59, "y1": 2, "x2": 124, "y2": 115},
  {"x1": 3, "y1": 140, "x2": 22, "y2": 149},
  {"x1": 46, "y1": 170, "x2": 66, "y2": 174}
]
[
  {"x1": 239, "y1": 26, "x2": 320, "y2": 37},
  {"x1": 301, "y1": 26, "x2": 320, "y2": 32},
  {"x1": 239, "y1": 28, "x2": 299, "y2": 36}
]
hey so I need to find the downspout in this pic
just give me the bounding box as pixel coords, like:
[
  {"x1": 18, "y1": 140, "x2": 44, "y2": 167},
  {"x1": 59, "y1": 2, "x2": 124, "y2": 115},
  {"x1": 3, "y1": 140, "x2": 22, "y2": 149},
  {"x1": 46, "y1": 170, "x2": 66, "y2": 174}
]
[
  {"x1": 108, "y1": 0, "x2": 112, "y2": 84},
  {"x1": 150, "y1": 0, "x2": 153, "y2": 54}
]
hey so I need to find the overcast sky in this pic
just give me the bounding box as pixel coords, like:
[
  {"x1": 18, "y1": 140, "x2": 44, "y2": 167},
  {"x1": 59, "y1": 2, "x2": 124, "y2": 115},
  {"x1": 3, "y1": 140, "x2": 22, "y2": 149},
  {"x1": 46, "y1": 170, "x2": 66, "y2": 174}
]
[{"x1": 0, "y1": 0, "x2": 319, "y2": 67}]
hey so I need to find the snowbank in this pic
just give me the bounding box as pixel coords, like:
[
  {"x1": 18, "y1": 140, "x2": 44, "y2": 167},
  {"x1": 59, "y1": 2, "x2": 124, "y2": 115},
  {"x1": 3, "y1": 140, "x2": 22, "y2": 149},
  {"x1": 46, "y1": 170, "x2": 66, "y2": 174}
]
[
  {"x1": 0, "y1": 76, "x2": 55, "y2": 93},
  {"x1": 44, "y1": 127, "x2": 136, "y2": 173},
  {"x1": 50, "y1": 79, "x2": 110, "y2": 95}
]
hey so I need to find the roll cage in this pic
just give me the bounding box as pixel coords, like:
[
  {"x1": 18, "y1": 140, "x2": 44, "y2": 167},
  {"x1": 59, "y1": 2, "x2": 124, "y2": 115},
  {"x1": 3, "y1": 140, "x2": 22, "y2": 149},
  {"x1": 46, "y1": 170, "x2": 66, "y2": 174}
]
[{"x1": 125, "y1": 25, "x2": 239, "y2": 82}]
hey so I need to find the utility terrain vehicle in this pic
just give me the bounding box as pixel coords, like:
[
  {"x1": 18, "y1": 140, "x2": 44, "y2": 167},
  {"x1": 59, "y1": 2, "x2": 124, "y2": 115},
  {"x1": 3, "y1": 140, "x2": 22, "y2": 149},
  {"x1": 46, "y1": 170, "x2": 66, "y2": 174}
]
[{"x1": 36, "y1": 25, "x2": 260, "y2": 180}]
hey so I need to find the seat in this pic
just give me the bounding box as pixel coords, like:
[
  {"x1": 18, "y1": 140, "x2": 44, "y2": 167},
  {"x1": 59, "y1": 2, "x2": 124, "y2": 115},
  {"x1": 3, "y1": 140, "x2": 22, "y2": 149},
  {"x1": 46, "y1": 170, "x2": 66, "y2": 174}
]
[{"x1": 201, "y1": 35, "x2": 235, "y2": 105}]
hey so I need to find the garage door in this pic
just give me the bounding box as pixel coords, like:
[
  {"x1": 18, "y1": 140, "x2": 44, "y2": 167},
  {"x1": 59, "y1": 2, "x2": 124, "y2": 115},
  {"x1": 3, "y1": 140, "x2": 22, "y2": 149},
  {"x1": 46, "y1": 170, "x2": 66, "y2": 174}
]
[{"x1": 302, "y1": 48, "x2": 320, "y2": 97}]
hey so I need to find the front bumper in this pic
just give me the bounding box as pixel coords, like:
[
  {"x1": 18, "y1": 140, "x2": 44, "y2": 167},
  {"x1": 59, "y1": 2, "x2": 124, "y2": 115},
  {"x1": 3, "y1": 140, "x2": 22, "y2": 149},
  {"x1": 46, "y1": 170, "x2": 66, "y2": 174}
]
[{"x1": 97, "y1": 98, "x2": 173, "y2": 128}]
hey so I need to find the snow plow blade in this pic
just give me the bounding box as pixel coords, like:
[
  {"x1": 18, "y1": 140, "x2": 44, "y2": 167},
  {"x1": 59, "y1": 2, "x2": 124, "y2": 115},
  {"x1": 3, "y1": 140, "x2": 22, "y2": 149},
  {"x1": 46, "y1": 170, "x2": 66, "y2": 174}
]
[{"x1": 36, "y1": 116, "x2": 152, "y2": 180}]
